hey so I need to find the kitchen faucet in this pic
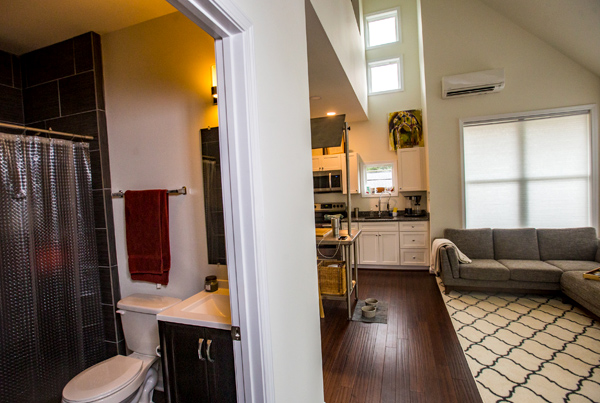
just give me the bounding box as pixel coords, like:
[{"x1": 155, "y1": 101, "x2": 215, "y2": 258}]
[{"x1": 378, "y1": 192, "x2": 392, "y2": 217}]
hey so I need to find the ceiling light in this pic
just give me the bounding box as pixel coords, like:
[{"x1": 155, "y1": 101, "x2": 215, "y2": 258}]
[
  {"x1": 310, "y1": 96, "x2": 322, "y2": 100},
  {"x1": 326, "y1": 112, "x2": 336, "y2": 116}
]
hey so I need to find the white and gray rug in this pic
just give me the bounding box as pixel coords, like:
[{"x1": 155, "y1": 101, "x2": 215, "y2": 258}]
[{"x1": 438, "y1": 279, "x2": 600, "y2": 402}]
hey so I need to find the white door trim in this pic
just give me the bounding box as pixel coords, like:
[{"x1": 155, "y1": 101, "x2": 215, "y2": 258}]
[{"x1": 166, "y1": 1, "x2": 274, "y2": 401}]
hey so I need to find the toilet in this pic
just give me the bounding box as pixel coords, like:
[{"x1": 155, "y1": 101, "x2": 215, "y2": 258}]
[{"x1": 62, "y1": 294, "x2": 181, "y2": 403}]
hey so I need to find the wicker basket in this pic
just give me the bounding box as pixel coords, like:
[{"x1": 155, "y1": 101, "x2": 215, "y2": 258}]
[{"x1": 318, "y1": 260, "x2": 347, "y2": 295}]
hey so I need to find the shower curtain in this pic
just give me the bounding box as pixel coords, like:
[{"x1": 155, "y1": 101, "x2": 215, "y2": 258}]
[{"x1": 0, "y1": 133, "x2": 104, "y2": 402}]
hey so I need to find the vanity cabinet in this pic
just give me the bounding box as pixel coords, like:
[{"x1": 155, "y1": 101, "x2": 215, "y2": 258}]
[
  {"x1": 358, "y1": 222, "x2": 400, "y2": 266},
  {"x1": 397, "y1": 147, "x2": 426, "y2": 191},
  {"x1": 159, "y1": 321, "x2": 236, "y2": 403},
  {"x1": 312, "y1": 154, "x2": 342, "y2": 171}
]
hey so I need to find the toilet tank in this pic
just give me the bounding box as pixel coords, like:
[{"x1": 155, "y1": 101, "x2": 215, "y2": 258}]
[{"x1": 117, "y1": 294, "x2": 181, "y2": 355}]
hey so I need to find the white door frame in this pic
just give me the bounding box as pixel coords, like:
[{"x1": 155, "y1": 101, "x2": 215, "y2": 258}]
[{"x1": 166, "y1": 1, "x2": 274, "y2": 401}]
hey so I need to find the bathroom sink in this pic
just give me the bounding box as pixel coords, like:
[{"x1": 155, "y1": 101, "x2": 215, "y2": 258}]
[
  {"x1": 157, "y1": 287, "x2": 232, "y2": 330},
  {"x1": 182, "y1": 293, "x2": 230, "y2": 317}
]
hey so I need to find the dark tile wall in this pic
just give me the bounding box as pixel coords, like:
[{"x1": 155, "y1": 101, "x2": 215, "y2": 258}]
[
  {"x1": 0, "y1": 50, "x2": 23, "y2": 124},
  {"x1": 18, "y1": 33, "x2": 124, "y2": 358}
]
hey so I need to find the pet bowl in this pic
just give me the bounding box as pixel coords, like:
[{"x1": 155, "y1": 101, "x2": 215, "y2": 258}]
[
  {"x1": 365, "y1": 298, "x2": 378, "y2": 306},
  {"x1": 361, "y1": 305, "x2": 377, "y2": 318}
]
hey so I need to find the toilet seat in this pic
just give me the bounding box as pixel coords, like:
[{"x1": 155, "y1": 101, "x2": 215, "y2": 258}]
[{"x1": 62, "y1": 355, "x2": 144, "y2": 402}]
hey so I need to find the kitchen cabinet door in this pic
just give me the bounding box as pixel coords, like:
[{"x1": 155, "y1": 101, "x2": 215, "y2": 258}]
[
  {"x1": 312, "y1": 156, "x2": 321, "y2": 171},
  {"x1": 380, "y1": 232, "x2": 400, "y2": 265},
  {"x1": 341, "y1": 153, "x2": 363, "y2": 194},
  {"x1": 359, "y1": 232, "x2": 380, "y2": 265},
  {"x1": 321, "y1": 154, "x2": 342, "y2": 170},
  {"x1": 398, "y1": 147, "x2": 426, "y2": 191}
]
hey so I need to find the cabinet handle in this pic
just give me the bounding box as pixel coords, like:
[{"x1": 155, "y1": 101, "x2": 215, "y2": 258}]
[
  {"x1": 206, "y1": 339, "x2": 215, "y2": 363},
  {"x1": 198, "y1": 338, "x2": 205, "y2": 361}
]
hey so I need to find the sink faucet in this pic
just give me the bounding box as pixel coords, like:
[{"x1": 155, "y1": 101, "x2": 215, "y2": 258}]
[{"x1": 378, "y1": 192, "x2": 392, "y2": 217}]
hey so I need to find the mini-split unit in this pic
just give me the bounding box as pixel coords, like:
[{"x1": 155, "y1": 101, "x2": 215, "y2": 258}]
[{"x1": 442, "y1": 68, "x2": 505, "y2": 99}]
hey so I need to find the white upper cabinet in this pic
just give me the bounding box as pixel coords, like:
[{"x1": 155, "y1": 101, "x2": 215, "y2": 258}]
[
  {"x1": 341, "y1": 153, "x2": 363, "y2": 194},
  {"x1": 312, "y1": 154, "x2": 342, "y2": 171},
  {"x1": 397, "y1": 147, "x2": 426, "y2": 191}
]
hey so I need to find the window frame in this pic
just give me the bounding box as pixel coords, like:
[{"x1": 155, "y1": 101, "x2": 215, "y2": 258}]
[
  {"x1": 459, "y1": 104, "x2": 599, "y2": 230},
  {"x1": 364, "y1": 7, "x2": 401, "y2": 49},
  {"x1": 367, "y1": 56, "x2": 404, "y2": 95},
  {"x1": 361, "y1": 160, "x2": 399, "y2": 197}
]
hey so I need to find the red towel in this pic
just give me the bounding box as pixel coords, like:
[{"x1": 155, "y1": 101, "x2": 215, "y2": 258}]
[{"x1": 124, "y1": 189, "x2": 171, "y2": 285}]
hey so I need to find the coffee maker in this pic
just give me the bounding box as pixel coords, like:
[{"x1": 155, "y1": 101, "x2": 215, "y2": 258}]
[{"x1": 404, "y1": 196, "x2": 422, "y2": 216}]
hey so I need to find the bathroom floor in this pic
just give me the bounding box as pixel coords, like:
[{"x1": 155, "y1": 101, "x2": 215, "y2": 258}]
[{"x1": 320, "y1": 270, "x2": 482, "y2": 403}]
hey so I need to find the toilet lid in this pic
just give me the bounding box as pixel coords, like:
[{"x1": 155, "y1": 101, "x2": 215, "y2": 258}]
[{"x1": 63, "y1": 355, "x2": 143, "y2": 402}]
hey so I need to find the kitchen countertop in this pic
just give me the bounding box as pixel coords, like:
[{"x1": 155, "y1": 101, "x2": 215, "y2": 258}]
[{"x1": 342, "y1": 213, "x2": 429, "y2": 222}]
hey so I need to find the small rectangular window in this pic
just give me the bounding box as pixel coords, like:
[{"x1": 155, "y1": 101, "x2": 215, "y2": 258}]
[
  {"x1": 362, "y1": 161, "x2": 398, "y2": 197},
  {"x1": 368, "y1": 57, "x2": 403, "y2": 95},
  {"x1": 365, "y1": 8, "x2": 401, "y2": 48}
]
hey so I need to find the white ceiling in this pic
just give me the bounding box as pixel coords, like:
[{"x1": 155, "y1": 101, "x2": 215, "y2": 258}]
[
  {"x1": 479, "y1": 0, "x2": 600, "y2": 77},
  {"x1": 0, "y1": 0, "x2": 598, "y2": 121}
]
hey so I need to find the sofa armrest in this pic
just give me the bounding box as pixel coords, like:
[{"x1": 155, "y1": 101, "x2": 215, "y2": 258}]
[{"x1": 440, "y1": 246, "x2": 460, "y2": 279}]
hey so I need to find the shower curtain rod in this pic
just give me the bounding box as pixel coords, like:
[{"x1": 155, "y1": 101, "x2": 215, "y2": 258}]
[{"x1": 0, "y1": 122, "x2": 94, "y2": 140}]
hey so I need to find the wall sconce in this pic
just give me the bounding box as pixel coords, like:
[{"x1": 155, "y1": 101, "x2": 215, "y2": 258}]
[{"x1": 211, "y1": 65, "x2": 218, "y2": 105}]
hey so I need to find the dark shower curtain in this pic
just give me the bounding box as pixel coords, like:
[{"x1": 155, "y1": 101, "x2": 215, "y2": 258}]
[{"x1": 0, "y1": 133, "x2": 105, "y2": 402}]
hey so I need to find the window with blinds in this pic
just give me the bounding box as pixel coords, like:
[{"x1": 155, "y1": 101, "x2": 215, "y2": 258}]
[{"x1": 462, "y1": 107, "x2": 596, "y2": 229}]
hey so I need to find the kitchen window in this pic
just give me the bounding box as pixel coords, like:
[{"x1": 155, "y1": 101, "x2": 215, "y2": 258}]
[
  {"x1": 365, "y1": 8, "x2": 401, "y2": 48},
  {"x1": 362, "y1": 161, "x2": 399, "y2": 197},
  {"x1": 461, "y1": 105, "x2": 598, "y2": 229},
  {"x1": 368, "y1": 57, "x2": 403, "y2": 95}
]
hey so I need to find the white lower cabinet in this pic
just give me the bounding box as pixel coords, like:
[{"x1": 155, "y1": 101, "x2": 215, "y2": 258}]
[
  {"x1": 399, "y1": 222, "x2": 430, "y2": 266},
  {"x1": 358, "y1": 222, "x2": 400, "y2": 266}
]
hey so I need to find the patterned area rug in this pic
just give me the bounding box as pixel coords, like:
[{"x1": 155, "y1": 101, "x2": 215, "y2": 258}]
[{"x1": 437, "y1": 279, "x2": 600, "y2": 402}]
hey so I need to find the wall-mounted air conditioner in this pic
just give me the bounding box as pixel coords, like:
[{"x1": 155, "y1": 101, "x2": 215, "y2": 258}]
[{"x1": 442, "y1": 68, "x2": 505, "y2": 99}]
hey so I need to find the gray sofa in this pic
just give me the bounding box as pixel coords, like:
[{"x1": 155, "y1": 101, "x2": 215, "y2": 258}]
[{"x1": 439, "y1": 227, "x2": 600, "y2": 317}]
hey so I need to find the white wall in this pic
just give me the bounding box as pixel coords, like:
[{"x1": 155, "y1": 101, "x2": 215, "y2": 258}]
[
  {"x1": 222, "y1": 0, "x2": 326, "y2": 401},
  {"x1": 315, "y1": 0, "x2": 425, "y2": 213},
  {"x1": 102, "y1": 12, "x2": 221, "y2": 300},
  {"x1": 420, "y1": 0, "x2": 600, "y2": 238}
]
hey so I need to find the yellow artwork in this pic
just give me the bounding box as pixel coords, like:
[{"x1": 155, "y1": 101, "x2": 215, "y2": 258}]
[{"x1": 388, "y1": 110, "x2": 423, "y2": 150}]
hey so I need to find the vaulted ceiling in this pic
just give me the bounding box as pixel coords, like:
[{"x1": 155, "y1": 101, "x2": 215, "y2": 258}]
[{"x1": 0, "y1": 0, "x2": 598, "y2": 120}]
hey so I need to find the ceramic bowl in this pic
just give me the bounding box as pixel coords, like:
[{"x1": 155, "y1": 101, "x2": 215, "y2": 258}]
[
  {"x1": 365, "y1": 298, "x2": 378, "y2": 306},
  {"x1": 361, "y1": 305, "x2": 377, "y2": 318}
]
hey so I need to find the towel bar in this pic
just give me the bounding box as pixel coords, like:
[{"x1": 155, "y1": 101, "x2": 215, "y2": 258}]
[{"x1": 111, "y1": 186, "x2": 187, "y2": 198}]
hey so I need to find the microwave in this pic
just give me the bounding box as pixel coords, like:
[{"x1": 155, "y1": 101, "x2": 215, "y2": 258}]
[{"x1": 313, "y1": 170, "x2": 342, "y2": 193}]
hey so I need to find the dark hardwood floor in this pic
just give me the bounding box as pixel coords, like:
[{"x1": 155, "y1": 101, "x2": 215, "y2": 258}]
[{"x1": 320, "y1": 270, "x2": 482, "y2": 403}]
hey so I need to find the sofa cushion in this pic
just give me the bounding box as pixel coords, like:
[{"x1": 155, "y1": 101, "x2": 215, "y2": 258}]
[
  {"x1": 596, "y1": 239, "x2": 600, "y2": 263},
  {"x1": 560, "y1": 271, "x2": 600, "y2": 318},
  {"x1": 498, "y1": 259, "x2": 562, "y2": 283},
  {"x1": 537, "y1": 228, "x2": 598, "y2": 261},
  {"x1": 459, "y1": 259, "x2": 509, "y2": 281},
  {"x1": 545, "y1": 260, "x2": 600, "y2": 272},
  {"x1": 493, "y1": 228, "x2": 540, "y2": 260},
  {"x1": 445, "y1": 228, "x2": 494, "y2": 259}
]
